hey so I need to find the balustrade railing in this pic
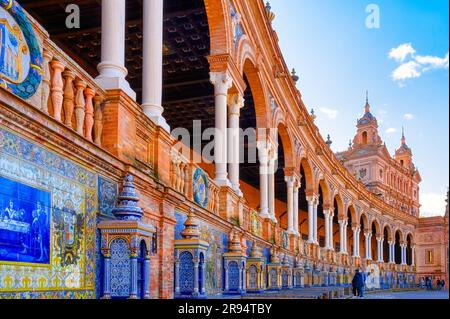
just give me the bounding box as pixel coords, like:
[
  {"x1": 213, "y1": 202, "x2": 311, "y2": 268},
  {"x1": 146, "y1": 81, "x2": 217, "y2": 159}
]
[{"x1": 41, "y1": 40, "x2": 106, "y2": 146}]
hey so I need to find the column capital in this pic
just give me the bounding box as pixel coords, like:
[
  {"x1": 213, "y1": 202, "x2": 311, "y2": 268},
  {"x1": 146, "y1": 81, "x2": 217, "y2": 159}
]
[
  {"x1": 227, "y1": 93, "x2": 245, "y2": 115},
  {"x1": 210, "y1": 71, "x2": 233, "y2": 95},
  {"x1": 306, "y1": 193, "x2": 319, "y2": 205},
  {"x1": 285, "y1": 175, "x2": 296, "y2": 186}
]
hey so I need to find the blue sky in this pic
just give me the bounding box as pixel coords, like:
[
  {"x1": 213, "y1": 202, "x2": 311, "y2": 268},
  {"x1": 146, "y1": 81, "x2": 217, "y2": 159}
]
[{"x1": 270, "y1": 0, "x2": 449, "y2": 216}]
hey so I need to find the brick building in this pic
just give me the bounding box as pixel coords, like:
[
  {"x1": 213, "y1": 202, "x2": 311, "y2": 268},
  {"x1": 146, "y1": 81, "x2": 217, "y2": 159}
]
[{"x1": 0, "y1": 0, "x2": 446, "y2": 298}]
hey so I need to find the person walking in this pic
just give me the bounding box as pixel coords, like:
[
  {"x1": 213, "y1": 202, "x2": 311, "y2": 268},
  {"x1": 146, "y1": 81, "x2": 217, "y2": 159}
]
[
  {"x1": 436, "y1": 278, "x2": 442, "y2": 291},
  {"x1": 419, "y1": 277, "x2": 425, "y2": 289},
  {"x1": 352, "y1": 269, "x2": 365, "y2": 298}
]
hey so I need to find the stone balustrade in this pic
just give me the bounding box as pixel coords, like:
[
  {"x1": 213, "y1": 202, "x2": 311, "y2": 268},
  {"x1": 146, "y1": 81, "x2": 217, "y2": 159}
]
[{"x1": 41, "y1": 40, "x2": 106, "y2": 146}]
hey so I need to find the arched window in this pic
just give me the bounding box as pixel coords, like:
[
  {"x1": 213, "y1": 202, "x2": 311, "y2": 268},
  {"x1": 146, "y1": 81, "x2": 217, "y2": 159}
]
[
  {"x1": 400, "y1": 160, "x2": 404, "y2": 167},
  {"x1": 362, "y1": 131, "x2": 368, "y2": 145}
]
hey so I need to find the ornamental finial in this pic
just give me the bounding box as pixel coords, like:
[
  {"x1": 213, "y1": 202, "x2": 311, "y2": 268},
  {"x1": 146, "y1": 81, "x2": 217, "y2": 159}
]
[
  {"x1": 310, "y1": 108, "x2": 316, "y2": 121},
  {"x1": 112, "y1": 174, "x2": 144, "y2": 220},
  {"x1": 250, "y1": 240, "x2": 262, "y2": 258},
  {"x1": 291, "y1": 68, "x2": 299, "y2": 84},
  {"x1": 326, "y1": 134, "x2": 332, "y2": 147},
  {"x1": 181, "y1": 209, "x2": 201, "y2": 239},
  {"x1": 265, "y1": 2, "x2": 276, "y2": 22},
  {"x1": 228, "y1": 230, "x2": 243, "y2": 253}
]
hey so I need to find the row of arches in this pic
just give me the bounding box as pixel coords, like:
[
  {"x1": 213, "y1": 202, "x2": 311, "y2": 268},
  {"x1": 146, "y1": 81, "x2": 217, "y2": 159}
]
[{"x1": 201, "y1": 0, "x2": 416, "y2": 267}]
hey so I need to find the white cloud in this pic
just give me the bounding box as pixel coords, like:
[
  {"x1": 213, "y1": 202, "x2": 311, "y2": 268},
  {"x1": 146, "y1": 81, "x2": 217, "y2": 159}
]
[
  {"x1": 392, "y1": 61, "x2": 422, "y2": 81},
  {"x1": 385, "y1": 128, "x2": 397, "y2": 134},
  {"x1": 319, "y1": 107, "x2": 339, "y2": 119},
  {"x1": 404, "y1": 113, "x2": 415, "y2": 120},
  {"x1": 420, "y1": 192, "x2": 446, "y2": 217},
  {"x1": 389, "y1": 44, "x2": 449, "y2": 85},
  {"x1": 415, "y1": 52, "x2": 449, "y2": 69},
  {"x1": 389, "y1": 43, "x2": 416, "y2": 62}
]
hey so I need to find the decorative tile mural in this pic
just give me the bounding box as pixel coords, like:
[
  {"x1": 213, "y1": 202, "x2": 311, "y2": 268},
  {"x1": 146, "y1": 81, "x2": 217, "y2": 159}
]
[
  {"x1": 0, "y1": 0, "x2": 43, "y2": 99},
  {"x1": 192, "y1": 168, "x2": 209, "y2": 209},
  {"x1": 97, "y1": 176, "x2": 117, "y2": 218},
  {"x1": 0, "y1": 176, "x2": 51, "y2": 265},
  {"x1": 0, "y1": 126, "x2": 96, "y2": 296},
  {"x1": 175, "y1": 212, "x2": 228, "y2": 295}
]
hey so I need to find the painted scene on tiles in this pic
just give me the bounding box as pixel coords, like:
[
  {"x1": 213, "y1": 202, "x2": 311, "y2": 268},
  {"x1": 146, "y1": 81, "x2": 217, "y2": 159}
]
[{"x1": 0, "y1": 176, "x2": 50, "y2": 264}]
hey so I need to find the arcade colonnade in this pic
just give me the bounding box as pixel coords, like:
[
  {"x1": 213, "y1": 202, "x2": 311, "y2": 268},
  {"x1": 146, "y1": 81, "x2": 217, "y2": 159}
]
[
  {"x1": 0, "y1": 0, "x2": 422, "y2": 299},
  {"x1": 90, "y1": 0, "x2": 416, "y2": 269}
]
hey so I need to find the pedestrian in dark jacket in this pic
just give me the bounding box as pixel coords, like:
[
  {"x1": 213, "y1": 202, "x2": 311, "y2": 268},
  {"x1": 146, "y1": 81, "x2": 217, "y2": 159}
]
[
  {"x1": 441, "y1": 280, "x2": 446, "y2": 289},
  {"x1": 352, "y1": 269, "x2": 365, "y2": 298}
]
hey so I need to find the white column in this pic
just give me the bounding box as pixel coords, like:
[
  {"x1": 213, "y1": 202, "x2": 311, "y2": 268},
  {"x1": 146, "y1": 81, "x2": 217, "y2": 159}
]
[
  {"x1": 313, "y1": 199, "x2": 319, "y2": 245},
  {"x1": 293, "y1": 181, "x2": 300, "y2": 236},
  {"x1": 389, "y1": 241, "x2": 395, "y2": 263},
  {"x1": 352, "y1": 227, "x2": 360, "y2": 257},
  {"x1": 96, "y1": 0, "x2": 135, "y2": 100},
  {"x1": 411, "y1": 245, "x2": 415, "y2": 266},
  {"x1": 257, "y1": 143, "x2": 270, "y2": 219},
  {"x1": 268, "y1": 153, "x2": 277, "y2": 223},
  {"x1": 286, "y1": 176, "x2": 295, "y2": 234},
  {"x1": 307, "y1": 197, "x2": 315, "y2": 244},
  {"x1": 142, "y1": 0, "x2": 169, "y2": 131},
  {"x1": 210, "y1": 72, "x2": 232, "y2": 187},
  {"x1": 377, "y1": 237, "x2": 384, "y2": 262},
  {"x1": 339, "y1": 220, "x2": 346, "y2": 254},
  {"x1": 324, "y1": 210, "x2": 331, "y2": 249},
  {"x1": 343, "y1": 221, "x2": 348, "y2": 254},
  {"x1": 227, "y1": 94, "x2": 244, "y2": 195},
  {"x1": 329, "y1": 211, "x2": 334, "y2": 250},
  {"x1": 364, "y1": 232, "x2": 372, "y2": 260},
  {"x1": 401, "y1": 244, "x2": 407, "y2": 265}
]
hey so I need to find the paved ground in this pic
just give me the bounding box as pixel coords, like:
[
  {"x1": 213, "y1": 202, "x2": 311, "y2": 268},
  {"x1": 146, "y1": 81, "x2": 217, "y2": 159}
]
[{"x1": 355, "y1": 290, "x2": 449, "y2": 299}]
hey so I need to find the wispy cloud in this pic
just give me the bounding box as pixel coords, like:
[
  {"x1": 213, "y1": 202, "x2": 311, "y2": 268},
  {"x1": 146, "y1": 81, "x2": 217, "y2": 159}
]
[
  {"x1": 389, "y1": 44, "x2": 449, "y2": 86},
  {"x1": 420, "y1": 192, "x2": 446, "y2": 217},
  {"x1": 415, "y1": 53, "x2": 449, "y2": 70},
  {"x1": 404, "y1": 113, "x2": 415, "y2": 120},
  {"x1": 385, "y1": 128, "x2": 397, "y2": 134},
  {"x1": 389, "y1": 43, "x2": 416, "y2": 62},
  {"x1": 319, "y1": 107, "x2": 339, "y2": 119}
]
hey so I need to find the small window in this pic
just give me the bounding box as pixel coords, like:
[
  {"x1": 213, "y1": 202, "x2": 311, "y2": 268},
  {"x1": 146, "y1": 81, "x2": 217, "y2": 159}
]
[
  {"x1": 400, "y1": 160, "x2": 404, "y2": 167},
  {"x1": 362, "y1": 131, "x2": 368, "y2": 145},
  {"x1": 379, "y1": 169, "x2": 383, "y2": 179},
  {"x1": 425, "y1": 250, "x2": 434, "y2": 264}
]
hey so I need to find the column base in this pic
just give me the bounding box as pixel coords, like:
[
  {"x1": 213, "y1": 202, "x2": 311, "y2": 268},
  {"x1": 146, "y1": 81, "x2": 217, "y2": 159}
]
[
  {"x1": 95, "y1": 75, "x2": 136, "y2": 101},
  {"x1": 215, "y1": 178, "x2": 232, "y2": 188},
  {"x1": 270, "y1": 216, "x2": 278, "y2": 224},
  {"x1": 259, "y1": 211, "x2": 272, "y2": 220},
  {"x1": 149, "y1": 115, "x2": 170, "y2": 133},
  {"x1": 287, "y1": 229, "x2": 296, "y2": 235},
  {"x1": 232, "y1": 185, "x2": 243, "y2": 197}
]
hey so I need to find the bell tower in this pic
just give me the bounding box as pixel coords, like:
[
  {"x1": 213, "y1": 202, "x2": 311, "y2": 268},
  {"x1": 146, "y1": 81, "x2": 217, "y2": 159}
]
[
  {"x1": 394, "y1": 128, "x2": 413, "y2": 169},
  {"x1": 352, "y1": 92, "x2": 382, "y2": 147}
]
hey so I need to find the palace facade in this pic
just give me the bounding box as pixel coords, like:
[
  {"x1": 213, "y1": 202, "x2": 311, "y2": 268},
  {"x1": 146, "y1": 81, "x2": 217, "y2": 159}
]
[{"x1": 0, "y1": 0, "x2": 447, "y2": 298}]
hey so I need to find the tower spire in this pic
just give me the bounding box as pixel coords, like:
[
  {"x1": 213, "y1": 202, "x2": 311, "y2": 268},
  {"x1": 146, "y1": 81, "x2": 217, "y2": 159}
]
[
  {"x1": 364, "y1": 90, "x2": 370, "y2": 114},
  {"x1": 401, "y1": 126, "x2": 406, "y2": 145}
]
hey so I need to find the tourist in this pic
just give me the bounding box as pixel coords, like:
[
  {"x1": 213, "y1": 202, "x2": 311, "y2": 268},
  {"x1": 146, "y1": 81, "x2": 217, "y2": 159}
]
[
  {"x1": 441, "y1": 279, "x2": 446, "y2": 289},
  {"x1": 352, "y1": 269, "x2": 365, "y2": 298},
  {"x1": 419, "y1": 277, "x2": 425, "y2": 289},
  {"x1": 436, "y1": 278, "x2": 442, "y2": 290}
]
